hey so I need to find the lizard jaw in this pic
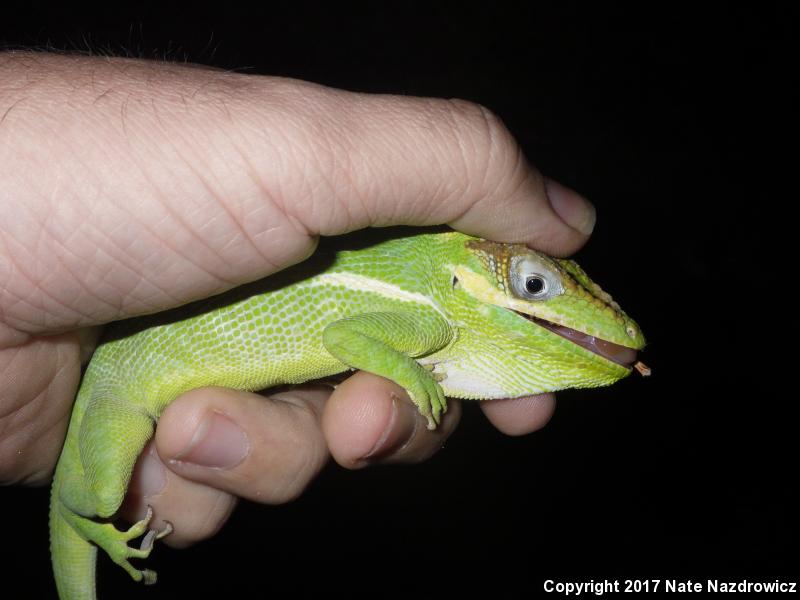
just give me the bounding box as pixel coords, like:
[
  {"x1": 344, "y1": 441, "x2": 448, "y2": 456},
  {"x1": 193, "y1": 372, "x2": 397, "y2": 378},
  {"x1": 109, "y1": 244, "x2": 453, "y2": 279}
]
[{"x1": 513, "y1": 311, "x2": 638, "y2": 367}]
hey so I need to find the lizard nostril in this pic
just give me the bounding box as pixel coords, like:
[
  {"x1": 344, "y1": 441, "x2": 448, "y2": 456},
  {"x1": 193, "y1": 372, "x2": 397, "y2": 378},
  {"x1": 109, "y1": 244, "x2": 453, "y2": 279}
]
[{"x1": 626, "y1": 325, "x2": 637, "y2": 338}]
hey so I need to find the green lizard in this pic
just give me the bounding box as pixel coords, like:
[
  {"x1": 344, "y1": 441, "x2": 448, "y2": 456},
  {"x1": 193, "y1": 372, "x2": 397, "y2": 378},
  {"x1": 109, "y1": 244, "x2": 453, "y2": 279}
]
[{"x1": 49, "y1": 230, "x2": 646, "y2": 599}]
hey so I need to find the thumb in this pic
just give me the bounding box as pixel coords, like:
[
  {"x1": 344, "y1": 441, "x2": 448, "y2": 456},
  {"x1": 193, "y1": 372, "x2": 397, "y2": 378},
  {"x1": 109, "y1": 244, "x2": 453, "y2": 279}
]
[{"x1": 121, "y1": 386, "x2": 330, "y2": 547}]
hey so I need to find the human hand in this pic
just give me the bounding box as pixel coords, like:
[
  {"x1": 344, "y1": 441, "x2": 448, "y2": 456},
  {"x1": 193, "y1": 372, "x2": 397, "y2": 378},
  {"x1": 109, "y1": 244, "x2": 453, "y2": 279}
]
[{"x1": 0, "y1": 52, "x2": 595, "y2": 545}]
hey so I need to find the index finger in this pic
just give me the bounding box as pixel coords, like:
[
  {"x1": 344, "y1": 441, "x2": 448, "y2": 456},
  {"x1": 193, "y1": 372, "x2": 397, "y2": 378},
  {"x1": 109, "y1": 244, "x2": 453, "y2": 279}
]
[
  {"x1": 245, "y1": 83, "x2": 597, "y2": 255},
  {"x1": 0, "y1": 55, "x2": 594, "y2": 339}
]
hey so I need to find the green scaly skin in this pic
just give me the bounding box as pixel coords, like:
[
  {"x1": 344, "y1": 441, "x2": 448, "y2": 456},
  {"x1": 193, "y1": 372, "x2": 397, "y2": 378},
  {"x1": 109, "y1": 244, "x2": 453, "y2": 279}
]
[{"x1": 50, "y1": 231, "x2": 645, "y2": 599}]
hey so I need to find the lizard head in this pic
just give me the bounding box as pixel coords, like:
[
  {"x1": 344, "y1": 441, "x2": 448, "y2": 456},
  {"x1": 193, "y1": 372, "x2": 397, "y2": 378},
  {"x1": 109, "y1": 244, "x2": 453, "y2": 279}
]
[{"x1": 447, "y1": 235, "x2": 646, "y2": 394}]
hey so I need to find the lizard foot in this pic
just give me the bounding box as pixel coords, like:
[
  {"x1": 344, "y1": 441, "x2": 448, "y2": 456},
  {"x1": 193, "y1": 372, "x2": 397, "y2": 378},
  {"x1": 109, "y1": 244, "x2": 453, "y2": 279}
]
[
  {"x1": 98, "y1": 506, "x2": 172, "y2": 585},
  {"x1": 407, "y1": 375, "x2": 448, "y2": 430}
]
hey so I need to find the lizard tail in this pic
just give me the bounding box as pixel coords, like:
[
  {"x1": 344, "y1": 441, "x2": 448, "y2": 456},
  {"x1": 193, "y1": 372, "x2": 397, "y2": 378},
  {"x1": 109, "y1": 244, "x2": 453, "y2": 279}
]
[{"x1": 50, "y1": 483, "x2": 97, "y2": 600}]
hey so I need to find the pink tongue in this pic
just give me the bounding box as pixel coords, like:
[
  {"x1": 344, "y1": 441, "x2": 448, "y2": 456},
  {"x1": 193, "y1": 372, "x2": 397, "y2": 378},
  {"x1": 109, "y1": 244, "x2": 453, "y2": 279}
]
[{"x1": 540, "y1": 322, "x2": 638, "y2": 367}]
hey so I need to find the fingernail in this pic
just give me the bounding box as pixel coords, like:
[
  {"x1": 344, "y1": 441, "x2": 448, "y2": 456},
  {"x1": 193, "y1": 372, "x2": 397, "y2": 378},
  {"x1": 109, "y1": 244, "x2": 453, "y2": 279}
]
[
  {"x1": 362, "y1": 393, "x2": 418, "y2": 462},
  {"x1": 170, "y1": 411, "x2": 250, "y2": 469},
  {"x1": 544, "y1": 177, "x2": 596, "y2": 236},
  {"x1": 130, "y1": 446, "x2": 167, "y2": 497}
]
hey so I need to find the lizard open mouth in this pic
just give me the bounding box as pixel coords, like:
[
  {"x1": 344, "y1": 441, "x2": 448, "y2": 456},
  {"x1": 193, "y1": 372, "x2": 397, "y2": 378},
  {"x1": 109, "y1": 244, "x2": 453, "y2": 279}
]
[{"x1": 513, "y1": 311, "x2": 638, "y2": 367}]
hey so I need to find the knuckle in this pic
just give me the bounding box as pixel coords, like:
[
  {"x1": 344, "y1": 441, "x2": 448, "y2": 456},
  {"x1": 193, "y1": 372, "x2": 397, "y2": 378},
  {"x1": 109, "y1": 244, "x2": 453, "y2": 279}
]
[
  {"x1": 437, "y1": 99, "x2": 526, "y2": 193},
  {"x1": 259, "y1": 399, "x2": 327, "y2": 503},
  {"x1": 443, "y1": 99, "x2": 515, "y2": 154}
]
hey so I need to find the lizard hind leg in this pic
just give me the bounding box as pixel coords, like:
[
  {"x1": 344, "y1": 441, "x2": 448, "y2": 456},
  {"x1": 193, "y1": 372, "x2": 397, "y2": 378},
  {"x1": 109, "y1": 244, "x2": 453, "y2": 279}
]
[
  {"x1": 51, "y1": 387, "x2": 170, "y2": 598},
  {"x1": 70, "y1": 392, "x2": 172, "y2": 582},
  {"x1": 79, "y1": 392, "x2": 156, "y2": 518}
]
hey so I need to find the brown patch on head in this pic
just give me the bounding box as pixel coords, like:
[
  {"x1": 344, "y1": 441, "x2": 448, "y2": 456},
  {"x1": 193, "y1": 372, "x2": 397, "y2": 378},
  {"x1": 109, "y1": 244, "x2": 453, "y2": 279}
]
[{"x1": 465, "y1": 239, "x2": 516, "y2": 295}]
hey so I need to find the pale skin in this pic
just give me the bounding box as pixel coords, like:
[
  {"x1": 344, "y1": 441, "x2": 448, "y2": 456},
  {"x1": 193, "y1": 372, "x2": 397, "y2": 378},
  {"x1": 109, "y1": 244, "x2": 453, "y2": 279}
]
[{"x1": 0, "y1": 53, "x2": 595, "y2": 547}]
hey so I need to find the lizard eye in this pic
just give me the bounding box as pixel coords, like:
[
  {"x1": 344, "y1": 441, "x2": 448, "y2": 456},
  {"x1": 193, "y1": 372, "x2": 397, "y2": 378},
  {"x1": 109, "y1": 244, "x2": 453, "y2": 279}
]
[
  {"x1": 510, "y1": 255, "x2": 564, "y2": 301},
  {"x1": 525, "y1": 276, "x2": 546, "y2": 296}
]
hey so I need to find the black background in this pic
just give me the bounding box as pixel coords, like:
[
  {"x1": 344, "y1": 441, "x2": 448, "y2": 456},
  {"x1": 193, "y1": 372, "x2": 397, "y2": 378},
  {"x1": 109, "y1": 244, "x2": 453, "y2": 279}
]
[{"x1": 2, "y1": 4, "x2": 795, "y2": 598}]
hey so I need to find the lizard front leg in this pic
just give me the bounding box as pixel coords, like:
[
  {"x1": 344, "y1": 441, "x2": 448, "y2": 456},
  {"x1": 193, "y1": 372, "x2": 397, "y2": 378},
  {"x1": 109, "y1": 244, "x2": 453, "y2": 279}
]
[{"x1": 322, "y1": 311, "x2": 453, "y2": 428}]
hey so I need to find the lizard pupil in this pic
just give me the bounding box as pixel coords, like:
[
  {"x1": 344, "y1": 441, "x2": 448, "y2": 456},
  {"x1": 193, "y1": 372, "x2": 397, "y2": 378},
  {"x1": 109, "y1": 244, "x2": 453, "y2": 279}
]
[{"x1": 525, "y1": 276, "x2": 546, "y2": 295}]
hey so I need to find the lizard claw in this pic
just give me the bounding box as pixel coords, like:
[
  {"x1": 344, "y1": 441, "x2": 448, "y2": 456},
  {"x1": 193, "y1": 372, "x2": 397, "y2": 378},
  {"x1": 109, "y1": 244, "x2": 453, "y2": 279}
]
[
  {"x1": 142, "y1": 569, "x2": 158, "y2": 585},
  {"x1": 139, "y1": 520, "x2": 171, "y2": 552},
  {"x1": 420, "y1": 363, "x2": 447, "y2": 383},
  {"x1": 140, "y1": 529, "x2": 157, "y2": 552}
]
